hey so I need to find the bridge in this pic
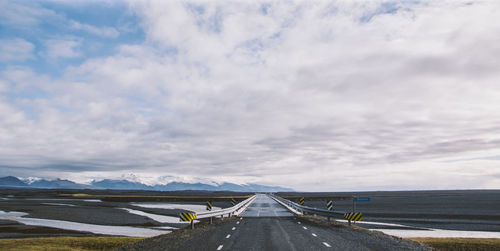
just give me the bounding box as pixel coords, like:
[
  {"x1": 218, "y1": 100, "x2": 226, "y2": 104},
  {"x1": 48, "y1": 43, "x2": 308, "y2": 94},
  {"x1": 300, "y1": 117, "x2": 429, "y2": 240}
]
[{"x1": 120, "y1": 194, "x2": 431, "y2": 251}]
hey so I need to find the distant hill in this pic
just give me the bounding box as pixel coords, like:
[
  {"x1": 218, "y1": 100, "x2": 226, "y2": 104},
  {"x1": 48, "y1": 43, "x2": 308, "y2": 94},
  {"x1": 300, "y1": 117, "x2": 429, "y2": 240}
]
[
  {"x1": 30, "y1": 178, "x2": 89, "y2": 189},
  {"x1": 0, "y1": 176, "x2": 28, "y2": 187},
  {"x1": 91, "y1": 179, "x2": 151, "y2": 190},
  {"x1": 0, "y1": 176, "x2": 293, "y2": 192}
]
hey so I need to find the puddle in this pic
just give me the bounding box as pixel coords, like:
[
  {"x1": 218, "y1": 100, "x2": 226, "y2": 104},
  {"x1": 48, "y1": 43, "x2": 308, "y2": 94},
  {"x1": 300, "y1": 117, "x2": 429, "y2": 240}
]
[
  {"x1": 374, "y1": 228, "x2": 500, "y2": 238},
  {"x1": 338, "y1": 219, "x2": 416, "y2": 228},
  {"x1": 131, "y1": 203, "x2": 221, "y2": 213},
  {"x1": 83, "y1": 199, "x2": 102, "y2": 202},
  {"x1": 42, "y1": 203, "x2": 76, "y2": 207},
  {"x1": 0, "y1": 210, "x2": 169, "y2": 237},
  {"x1": 340, "y1": 219, "x2": 500, "y2": 238},
  {"x1": 154, "y1": 226, "x2": 178, "y2": 230},
  {"x1": 120, "y1": 208, "x2": 192, "y2": 224}
]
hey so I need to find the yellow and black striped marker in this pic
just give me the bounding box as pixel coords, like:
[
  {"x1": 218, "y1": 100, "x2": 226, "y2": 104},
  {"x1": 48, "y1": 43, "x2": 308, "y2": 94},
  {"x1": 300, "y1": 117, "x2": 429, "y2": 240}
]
[
  {"x1": 299, "y1": 197, "x2": 305, "y2": 205},
  {"x1": 327, "y1": 200, "x2": 333, "y2": 211},
  {"x1": 231, "y1": 198, "x2": 236, "y2": 206},
  {"x1": 180, "y1": 212, "x2": 197, "y2": 222},
  {"x1": 206, "y1": 200, "x2": 212, "y2": 211},
  {"x1": 344, "y1": 212, "x2": 362, "y2": 222}
]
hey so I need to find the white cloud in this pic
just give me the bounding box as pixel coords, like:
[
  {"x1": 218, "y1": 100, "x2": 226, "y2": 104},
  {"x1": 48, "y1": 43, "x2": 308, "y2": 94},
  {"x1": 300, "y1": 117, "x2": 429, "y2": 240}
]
[
  {"x1": 70, "y1": 20, "x2": 120, "y2": 38},
  {"x1": 1, "y1": 0, "x2": 500, "y2": 190},
  {"x1": 0, "y1": 38, "x2": 35, "y2": 62},
  {"x1": 43, "y1": 38, "x2": 82, "y2": 59},
  {"x1": 0, "y1": 0, "x2": 59, "y2": 27}
]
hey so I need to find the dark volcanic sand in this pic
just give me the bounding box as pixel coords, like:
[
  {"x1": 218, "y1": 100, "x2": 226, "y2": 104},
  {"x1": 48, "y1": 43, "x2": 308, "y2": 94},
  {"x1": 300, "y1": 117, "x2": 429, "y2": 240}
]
[
  {"x1": 278, "y1": 190, "x2": 500, "y2": 232},
  {"x1": 1, "y1": 189, "x2": 499, "y2": 239},
  {"x1": 0, "y1": 188, "x2": 245, "y2": 238}
]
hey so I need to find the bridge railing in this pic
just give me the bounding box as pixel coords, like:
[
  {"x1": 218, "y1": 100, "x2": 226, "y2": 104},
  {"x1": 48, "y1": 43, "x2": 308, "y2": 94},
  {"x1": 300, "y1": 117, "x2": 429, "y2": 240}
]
[
  {"x1": 196, "y1": 194, "x2": 257, "y2": 219},
  {"x1": 181, "y1": 194, "x2": 257, "y2": 229},
  {"x1": 269, "y1": 194, "x2": 346, "y2": 218}
]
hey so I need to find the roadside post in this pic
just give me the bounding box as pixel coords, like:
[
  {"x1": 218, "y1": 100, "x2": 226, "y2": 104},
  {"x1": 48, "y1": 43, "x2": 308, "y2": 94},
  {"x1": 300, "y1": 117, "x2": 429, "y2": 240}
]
[
  {"x1": 299, "y1": 197, "x2": 305, "y2": 205},
  {"x1": 206, "y1": 200, "x2": 213, "y2": 223},
  {"x1": 352, "y1": 197, "x2": 369, "y2": 225},
  {"x1": 179, "y1": 212, "x2": 197, "y2": 229},
  {"x1": 326, "y1": 200, "x2": 333, "y2": 221},
  {"x1": 352, "y1": 197, "x2": 370, "y2": 214},
  {"x1": 344, "y1": 212, "x2": 362, "y2": 226}
]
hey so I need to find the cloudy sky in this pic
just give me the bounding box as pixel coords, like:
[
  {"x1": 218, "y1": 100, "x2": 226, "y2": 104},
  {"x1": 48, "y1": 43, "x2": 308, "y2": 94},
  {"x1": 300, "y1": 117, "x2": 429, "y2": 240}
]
[{"x1": 1, "y1": 0, "x2": 499, "y2": 191}]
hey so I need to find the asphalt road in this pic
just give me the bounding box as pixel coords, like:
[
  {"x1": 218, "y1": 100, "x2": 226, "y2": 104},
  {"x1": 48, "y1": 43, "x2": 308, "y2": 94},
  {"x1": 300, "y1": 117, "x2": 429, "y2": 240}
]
[
  {"x1": 121, "y1": 194, "x2": 432, "y2": 251},
  {"x1": 241, "y1": 194, "x2": 293, "y2": 217}
]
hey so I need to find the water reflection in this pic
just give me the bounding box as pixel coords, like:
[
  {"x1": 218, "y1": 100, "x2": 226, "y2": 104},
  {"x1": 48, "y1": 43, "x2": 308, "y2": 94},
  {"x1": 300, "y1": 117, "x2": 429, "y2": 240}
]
[{"x1": 0, "y1": 210, "x2": 169, "y2": 237}]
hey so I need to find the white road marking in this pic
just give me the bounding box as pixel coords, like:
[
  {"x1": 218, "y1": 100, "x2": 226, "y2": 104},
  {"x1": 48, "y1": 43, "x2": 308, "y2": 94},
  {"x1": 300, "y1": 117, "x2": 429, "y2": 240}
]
[
  {"x1": 217, "y1": 244, "x2": 223, "y2": 250},
  {"x1": 232, "y1": 227, "x2": 236, "y2": 230},
  {"x1": 303, "y1": 226, "x2": 307, "y2": 230},
  {"x1": 226, "y1": 234, "x2": 231, "y2": 239},
  {"x1": 236, "y1": 221, "x2": 240, "y2": 224},
  {"x1": 240, "y1": 217, "x2": 243, "y2": 220},
  {"x1": 298, "y1": 222, "x2": 301, "y2": 224},
  {"x1": 312, "y1": 233, "x2": 317, "y2": 237},
  {"x1": 322, "y1": 242, "x2": 331, "y2": 247}
]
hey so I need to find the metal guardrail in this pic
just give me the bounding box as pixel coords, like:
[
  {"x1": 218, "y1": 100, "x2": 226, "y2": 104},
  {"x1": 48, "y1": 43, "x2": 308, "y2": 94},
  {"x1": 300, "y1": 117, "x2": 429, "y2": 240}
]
[
  {"x1": 197, "y1": 194, "x2": 257, "y2": 219},
  {"x1": 269, "y1": 194, "x2": 347, "y2": 219},
  {"x1": 181, "y1": 194, "x2": 257, "y2": 228}
]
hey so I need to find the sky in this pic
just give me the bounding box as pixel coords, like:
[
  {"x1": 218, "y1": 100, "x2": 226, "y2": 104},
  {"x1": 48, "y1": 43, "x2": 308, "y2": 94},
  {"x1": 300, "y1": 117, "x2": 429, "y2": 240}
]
[{"x1": 1, "y1": 0, "x2": 500, "y2": 191}]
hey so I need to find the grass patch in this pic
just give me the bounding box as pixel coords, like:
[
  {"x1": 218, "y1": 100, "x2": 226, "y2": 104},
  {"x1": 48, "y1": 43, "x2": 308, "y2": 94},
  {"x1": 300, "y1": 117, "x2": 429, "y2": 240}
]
[
  {"x1": 408, "y1": 237, "x2": 500, "y2": 251},
  {"x1": 0, "y1": 236, "x2": 144, "y2": 251}
]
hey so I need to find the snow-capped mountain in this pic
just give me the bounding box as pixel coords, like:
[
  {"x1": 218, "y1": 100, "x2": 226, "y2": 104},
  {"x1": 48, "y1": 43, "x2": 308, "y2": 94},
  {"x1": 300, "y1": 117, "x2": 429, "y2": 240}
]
[{"x1": 0, "y1": 176, "x2": 293, "y2": 192}]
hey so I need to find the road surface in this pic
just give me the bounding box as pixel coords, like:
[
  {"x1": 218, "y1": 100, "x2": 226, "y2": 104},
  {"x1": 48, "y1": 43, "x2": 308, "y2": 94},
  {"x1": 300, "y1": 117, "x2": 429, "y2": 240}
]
[
  {"x1": 241, "y1": 194, "x2": 293, "y2": 217},
  {"x1": 120, "y1": 194, "x2": 432, "y2": 251}
]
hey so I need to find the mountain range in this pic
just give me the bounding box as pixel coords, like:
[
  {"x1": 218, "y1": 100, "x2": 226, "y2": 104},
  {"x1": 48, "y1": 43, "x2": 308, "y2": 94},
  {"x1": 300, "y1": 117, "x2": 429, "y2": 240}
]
[{"x1": 0, "y1": 176, "x2": 293, "y2": 192}]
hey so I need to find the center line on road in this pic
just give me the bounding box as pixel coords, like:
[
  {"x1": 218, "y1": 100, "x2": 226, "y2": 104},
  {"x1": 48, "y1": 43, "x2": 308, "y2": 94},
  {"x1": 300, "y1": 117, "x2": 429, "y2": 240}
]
[
  {"x1": 217, "y1": 244, "x2": 223, "y2": 250},
  {"x1": 298, "y1": 222, "x2": 301, "y2": 224},
  {"x1": 312, "y1": 233, "x2": 317, "y2": 237},
  {"x1": 236, "y1": 221, "x2": 240, "y2": 224},
  {"x1": 322, "y1": 242, "x2": 331, "y2": 248},
  {"x1": 303, "y1": 226, "x2": 308, "y2": 230},
  {"x1": 232, "y1": 227, "x2": 236, "y2": 230},
  {"x1": 226, "y1": 234, "x2": 231, "y2": 239}
]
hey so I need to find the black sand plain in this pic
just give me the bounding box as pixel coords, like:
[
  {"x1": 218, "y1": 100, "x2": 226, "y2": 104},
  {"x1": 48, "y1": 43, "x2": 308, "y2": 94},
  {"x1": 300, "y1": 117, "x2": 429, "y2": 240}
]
[
  {"x1": 0, "y1": 188, "x2": 499, "y2": 239},
  {"x1": 0, "y1": 188, "x2": 246, "y2": 239},
  {"x1": 278, "y1": 190, "x2": 500, "y2": 232}
]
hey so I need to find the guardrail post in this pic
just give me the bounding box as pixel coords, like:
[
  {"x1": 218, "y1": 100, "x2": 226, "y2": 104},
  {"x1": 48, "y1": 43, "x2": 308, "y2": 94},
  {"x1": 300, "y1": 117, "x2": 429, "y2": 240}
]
[
  {"x1": 327, "y1": 216, "x2": 330, "y2": 222},
  {"x1": 348, "y1": 219, "x2": 351, "y2": 226},
  {"x1": 210, "y1": 217, "x2": 213, "y2": 224},
  {"x1": 191, "y1": 220, "x2": 194, "y2": 229}
]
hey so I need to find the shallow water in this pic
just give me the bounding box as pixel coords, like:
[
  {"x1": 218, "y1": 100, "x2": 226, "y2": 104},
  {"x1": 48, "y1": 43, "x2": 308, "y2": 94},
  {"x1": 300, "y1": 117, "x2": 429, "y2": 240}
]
[
  {"x1": 83, "y1": 199, "x2": 102, "y2": 202},
  {"x1": 120, "y1": 208, "x2": 191, "y2": 224},
  {"x1": 0, "y1": 210, "x2": 169, "y2": 237},
  {"x1": 374, "y1": 228, "x2": 500, "y2": 238},
  {"x1": 132, "y1": 203, "x2": 221, "y2": 212},
  {"x1": 337, "y1": 219, "x2": 500, "y2": 238},
  {"x1": 42, "y1": 203, "x2": 75, "y2": 207}
]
